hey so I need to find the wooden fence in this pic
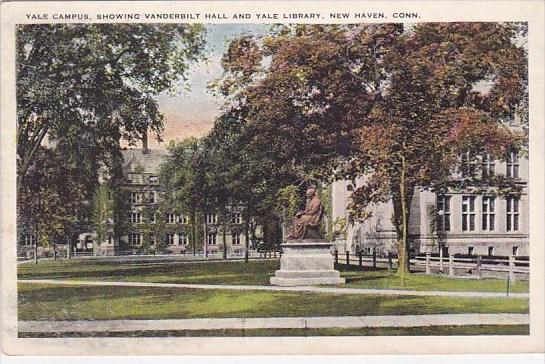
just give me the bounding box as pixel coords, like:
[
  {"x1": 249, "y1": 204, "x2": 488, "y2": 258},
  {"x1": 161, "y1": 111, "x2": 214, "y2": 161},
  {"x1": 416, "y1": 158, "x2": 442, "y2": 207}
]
[{"x1": 334, "y1": 250, "x2": 529, "y2": 281}]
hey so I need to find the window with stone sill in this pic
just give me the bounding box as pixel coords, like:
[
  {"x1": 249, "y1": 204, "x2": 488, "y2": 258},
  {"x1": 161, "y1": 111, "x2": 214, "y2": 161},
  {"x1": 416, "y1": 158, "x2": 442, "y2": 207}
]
[
  {"x1": 207, "y1": 232, "x2": 217, "y2": 245},
  {"x1": 462, "y1": 196, "x2": 476, "y2": 231},
  {"x1": 166, "y1": 213, "x2": 176, "y2": 224},
  {"x1": 129, "y1": 233, "x2": 141, "y2": 246}
]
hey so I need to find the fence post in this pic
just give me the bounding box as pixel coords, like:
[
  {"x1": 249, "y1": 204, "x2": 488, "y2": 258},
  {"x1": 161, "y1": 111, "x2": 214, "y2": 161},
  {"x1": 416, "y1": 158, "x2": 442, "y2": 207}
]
[
  {"x1": 425, "y1": 252, "x2": 431, "y2": 275},
  {"x1": 346, "y1": 251, "x2": 350, "y2": 265},
  {"x1": 476, "y1": 255, "x2": 482, "y2": 279},
  {"x1": 358, "y1": 251, "x2": 363, "y2": 269},
  {"x1": 335, "y1": 250, "x2": 339, "y2": 265},
  {"x1": 388, "y1": 252, "x2": 393, "y2": 270},
  {"x1": 449, "y1": 255, "x2": 454, "y2": 277},
  {"x1": 372, "y1": 248, "x2": 377, "y2": 269},
  {"x1": 509, "y1": 255, "x2": 516, "y2": 282}
]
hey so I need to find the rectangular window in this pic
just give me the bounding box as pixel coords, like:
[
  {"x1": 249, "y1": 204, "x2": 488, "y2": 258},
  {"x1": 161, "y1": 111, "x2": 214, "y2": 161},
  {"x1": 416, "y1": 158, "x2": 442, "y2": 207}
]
[
  {"x1": 468, "y1": 246, "x2": 474, "y2": 255},
  {"x1": 436, "y1": 195, "x2": 451, "y2": 231},
  {"x1": 131, "y1": 212, "x2": 142, "y2": 224},
  {"x1": 506, "y1": 196, "x2": 520, "y2": 231},
  {"x1": 462, "y1": 196, "x2": 476, "y2": 231},
  {"x1": 165, "y1": 233, "x2": 175, "y2": 245},
  {"x1": 232, "y1": 212, "x2": 242, "y2": 224},
  {"x1": 149, "y1": 191, "x2": 157, "y2": 204},
  {"x1": 129, "y1": 233, "x2": 141, "y2": 246},
  {"x1": 108, "y1": 191, "x2": 112, "y2": 200},
  {"x1": 232, "y1": 233, "x2": 241, "y2": 245},
  {"x1": 150, "y1": 213, "x2": 156, "y2": 224},
  {"x1": 512, "y1": 246, "x2": 519, "y2": 256},
  {"x1": 207, "y1": 232, "x2": 217, "y2": 245},
  {"x1": 24, "y1": 234, "x2": 36, "y2": 246},
  {"x1": 506, "y1": 151, "x2": 519, "y2": 179},
  {"x1": 488, "y1": 246, "x2": 495, "y2": 256},
  {"x1": 166, "y1": 213, "x2": 176, "y2": 224},
  {"x1": 206, "y1": 213, "x2": 218, "y2": 224},
  {"x1": 481, "y1": 196, "x2": 495, "y2": 231},
  {"x1": 461, "y1": 152, "x2": 476, "y2": 178},
  {"x1": 178, "y1": 214, "x2": 189, "y2": 224},
  {"x1": 131, "y1": 192, "x2": 142, "y2": 204},
  {"x1": 107, "y1": 236, "x2": 113, "y2": 245},
  {"x1": 179, "y1": 234, "x2": 188, "y2": 245},
  {"x1": 481, "y1": 153, "x2": 495, "y2": 178},
  {"x1": 148, "y1": 175, "x2": 159, "y2": 184}
]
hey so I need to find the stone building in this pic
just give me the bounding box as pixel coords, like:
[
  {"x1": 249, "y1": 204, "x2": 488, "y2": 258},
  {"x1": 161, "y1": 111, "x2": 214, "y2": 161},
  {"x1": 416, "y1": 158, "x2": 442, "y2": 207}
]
[
  {"x1": 331, "y1": 151, "x2": 529, "y2": 258},
  {"x1": 95, "y1": 147, "x2": 252, "y2": 256},
  {"x1": 18, "y1": 146, "x2": 255, "y2": 257}
]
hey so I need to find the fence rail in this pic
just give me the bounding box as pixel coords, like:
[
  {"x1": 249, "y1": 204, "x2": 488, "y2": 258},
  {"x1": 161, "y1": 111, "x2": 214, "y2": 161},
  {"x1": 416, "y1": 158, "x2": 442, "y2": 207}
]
[{"x1": 334, "y1": 250, "x2": 529, "y2": 281}]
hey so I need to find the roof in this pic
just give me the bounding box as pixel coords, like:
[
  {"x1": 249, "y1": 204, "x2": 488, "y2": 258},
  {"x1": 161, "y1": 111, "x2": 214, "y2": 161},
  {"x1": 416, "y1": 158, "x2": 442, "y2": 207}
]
[{"x1": 121, "y1": 149, "x2": 168, "y2": 175}]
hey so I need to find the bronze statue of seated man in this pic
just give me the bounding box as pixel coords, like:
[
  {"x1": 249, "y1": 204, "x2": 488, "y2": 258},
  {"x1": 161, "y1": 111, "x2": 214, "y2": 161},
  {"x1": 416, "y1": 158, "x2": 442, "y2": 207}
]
[{"x1": 287, "y1": 187, "x2": 324, "y2": 240}]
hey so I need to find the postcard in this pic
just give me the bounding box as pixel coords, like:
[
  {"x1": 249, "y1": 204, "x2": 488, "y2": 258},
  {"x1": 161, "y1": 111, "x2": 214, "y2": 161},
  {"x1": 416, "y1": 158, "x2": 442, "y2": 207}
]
[{"x1": 1, "y1": 0, "x2": 544, "y2": 357}]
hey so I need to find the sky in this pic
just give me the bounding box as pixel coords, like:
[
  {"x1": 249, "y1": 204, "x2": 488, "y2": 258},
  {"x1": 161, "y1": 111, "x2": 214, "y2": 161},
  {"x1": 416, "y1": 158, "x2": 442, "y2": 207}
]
[{"x1": 148, "y1": 24, "x2": 268, "y2": 149}]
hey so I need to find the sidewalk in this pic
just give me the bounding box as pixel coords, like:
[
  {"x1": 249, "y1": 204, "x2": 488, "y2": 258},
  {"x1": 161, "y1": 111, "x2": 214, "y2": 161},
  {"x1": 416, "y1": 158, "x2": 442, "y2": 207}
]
[
  {"x1": 18, "y1": 313, "x2": 529, "y2": 333},
  {"x1": 18, "y1": 278, "x2": 529, "y2": 298}
]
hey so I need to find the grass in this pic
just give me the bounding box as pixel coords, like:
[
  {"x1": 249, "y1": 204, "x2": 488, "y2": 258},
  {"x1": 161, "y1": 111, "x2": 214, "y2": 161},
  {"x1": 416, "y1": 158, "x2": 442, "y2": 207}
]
[
  {"x1": 18, "y1": 283, "x2": 529, "y2": 321},
  {"x1": 18, "y1": 325, "x2": 530, "y2": 338},
  {"x1": 18, "y1": 259, "x2": 280, "y2": 286},
  {"x1": 340, "y1": 269, "x2": 529, "y2": 293},
  {"x1": 18, "y1": 259, "x2": 529, "y2": 293}
]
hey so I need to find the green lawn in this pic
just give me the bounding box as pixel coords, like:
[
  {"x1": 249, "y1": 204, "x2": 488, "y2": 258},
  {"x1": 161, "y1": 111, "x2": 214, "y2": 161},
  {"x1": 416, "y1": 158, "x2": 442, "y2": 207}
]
[
  {"x1": 18, "y1": 283, "x2": 529, "y2": 321},
  {"x1": 18, "y1": 259, "x2": 529, "y2": 293},
  {"x1": 340, "y1": 270, "x2": 529, "y2": 293},
  {"x1": 19, "y1": 325, "x2": 529, "y2": 338},
  {"x1": 18, "y1": 259, "x2": 280, "y2": 286}
]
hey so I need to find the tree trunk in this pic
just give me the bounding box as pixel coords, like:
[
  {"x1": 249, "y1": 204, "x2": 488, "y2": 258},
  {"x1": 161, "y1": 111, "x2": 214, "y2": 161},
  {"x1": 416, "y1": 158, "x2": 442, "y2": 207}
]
[
  {"x1": 191, "y1": 210, "x2": 196, "y2": 255},
  {"x1": 203, "y1": 211, "x2": 208, "y2": 258},
  {"x1": 222, "y1": 210, "x2": 227, "y2": 260},
  {"x1": 244, "y1": 205, "x2": 250, "y2": 263},
  {"x1": 396, "y1": 154, "x2": 411, "y2": 277}
]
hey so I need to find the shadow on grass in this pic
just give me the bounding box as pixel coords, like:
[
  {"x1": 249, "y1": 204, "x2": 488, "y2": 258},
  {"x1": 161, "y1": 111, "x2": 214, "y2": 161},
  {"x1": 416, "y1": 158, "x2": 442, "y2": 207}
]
[{"x1": 18, "y1": 260, "x2": 280, "y2": 286}]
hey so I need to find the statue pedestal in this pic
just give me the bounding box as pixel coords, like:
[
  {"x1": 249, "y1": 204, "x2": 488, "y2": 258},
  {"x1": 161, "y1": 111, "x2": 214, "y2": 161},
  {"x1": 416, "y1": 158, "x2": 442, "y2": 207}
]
[{"x1": 270, "y1": 240, "x2": 345, "y2": 286}]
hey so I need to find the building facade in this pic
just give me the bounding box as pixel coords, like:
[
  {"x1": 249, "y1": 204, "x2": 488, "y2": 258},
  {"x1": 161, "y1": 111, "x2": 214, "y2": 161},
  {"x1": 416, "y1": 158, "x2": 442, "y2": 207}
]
[
  {"x1": 19, "y1": 147, "x2": 255, "y2": 257},
  {"x1": 97, "y1": 148, "x2": 253, "y2": 256},
  {"x1": 331, "y1": 152, "x2": 529, "y2": 257}
]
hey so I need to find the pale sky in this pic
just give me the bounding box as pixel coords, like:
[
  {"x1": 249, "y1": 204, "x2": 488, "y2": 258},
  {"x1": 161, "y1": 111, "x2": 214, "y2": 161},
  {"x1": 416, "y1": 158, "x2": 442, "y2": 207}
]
[{"x1": 148, "y1": 24, "x2": 268, "y2": 149}]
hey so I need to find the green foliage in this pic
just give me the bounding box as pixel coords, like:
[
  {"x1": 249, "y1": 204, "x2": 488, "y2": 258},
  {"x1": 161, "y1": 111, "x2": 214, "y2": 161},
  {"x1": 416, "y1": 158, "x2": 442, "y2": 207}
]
[
  {"x1": 213, "y1": 23, "x2": 528, "y2": 275},
  {"x1": 160, "y1": 137, "x2": 209, "y2": 254},
  {"x1": 275, "y1": 185, "x2": 301, "y2": 221},
  {"x1": 17, "y1": 24, "x2": 206, "y2": 252},
  {"x1": 92, "y1": 184, "x2": 114, "y2": 254},
  {"x1": 318, "y1": 185, "x2": 334, "y2": 241},
  {"x1": 332, "y1": 217, "x2": 348, "y2": 240},
  {"x1": 112, "y1": 186, "x2": 130, "y2": 250},
  {"x1": 17, "y1": 146, "x2": 95, "y2": 250}
]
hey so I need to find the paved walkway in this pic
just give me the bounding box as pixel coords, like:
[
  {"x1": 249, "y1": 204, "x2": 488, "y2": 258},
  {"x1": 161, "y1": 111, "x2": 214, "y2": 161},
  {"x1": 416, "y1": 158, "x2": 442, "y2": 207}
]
[
  {"x1": 18, "y1": 278, "x2": 529, "y2": 298},
  {"x1": 18, "y1": 313, "x2": 529, "y2": 333}
]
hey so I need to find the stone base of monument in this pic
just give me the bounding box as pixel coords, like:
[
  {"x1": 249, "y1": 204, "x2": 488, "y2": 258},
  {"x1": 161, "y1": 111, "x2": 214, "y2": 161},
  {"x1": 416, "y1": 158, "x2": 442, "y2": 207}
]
[{"x1": 270, "y1": 239, "x2": 345, "y2": 286}]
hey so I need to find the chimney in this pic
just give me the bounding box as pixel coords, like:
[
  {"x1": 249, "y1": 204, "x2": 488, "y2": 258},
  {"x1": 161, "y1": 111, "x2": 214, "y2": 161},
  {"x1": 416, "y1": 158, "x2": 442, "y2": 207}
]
[{"x1": 142, "y1": 129, "x2": 149, "y2": 154}]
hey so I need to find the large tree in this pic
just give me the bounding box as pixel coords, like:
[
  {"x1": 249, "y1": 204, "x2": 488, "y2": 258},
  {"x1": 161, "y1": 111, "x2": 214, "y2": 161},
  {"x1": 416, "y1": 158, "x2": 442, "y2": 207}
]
[
  {"x1": 160, "y1": 137, "x2": 209, "y2": 255},
  {"x1": 16, "y1": 23, "x2": 206, "y2": 191},
  {"x1": 215, "y1": 23, "x2": 527, "y2": 276}
]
